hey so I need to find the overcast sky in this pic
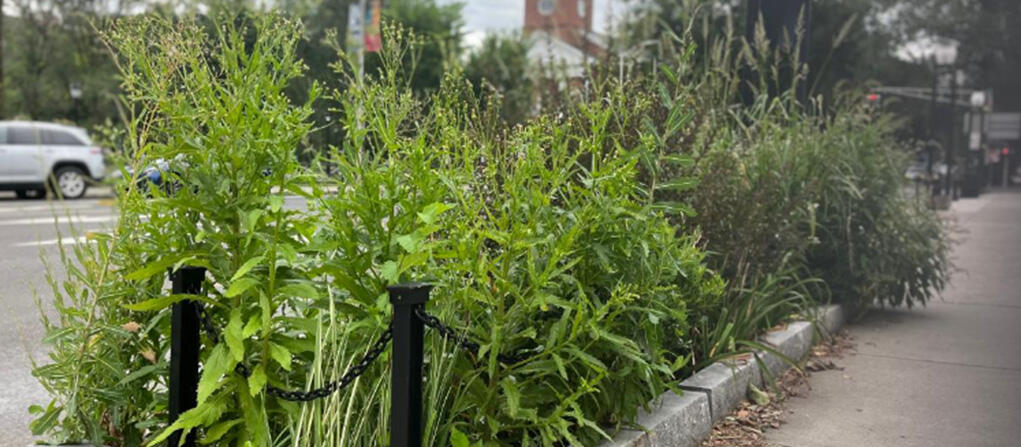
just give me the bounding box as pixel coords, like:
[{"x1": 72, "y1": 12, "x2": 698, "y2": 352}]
[{"x1": 438, "y1": 0, "x2": 633, "y2": 48}]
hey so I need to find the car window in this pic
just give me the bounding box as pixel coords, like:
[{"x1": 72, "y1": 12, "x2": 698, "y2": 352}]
[
  {"x1": 6, "y1": 126, "x2": 38, "y2": 145},
  {"x1": 41, "y1": 129, "x2": 85, "y2": 146}
]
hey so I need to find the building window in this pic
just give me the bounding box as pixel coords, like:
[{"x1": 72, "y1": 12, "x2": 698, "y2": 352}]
[
  {"x1": 538, "y1": 0, "x2": 555, "y2": 16},
  {"x1": 578, "y1": 0, "x2": 587, "y2": 18}
]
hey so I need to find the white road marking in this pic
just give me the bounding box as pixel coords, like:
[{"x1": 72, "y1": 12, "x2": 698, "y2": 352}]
[
  {"x1": 0, "y1": 202, "x2": 112, "y2": 213},
  {"x1": 14, "y1": 236, "x2": 91, "y2": 247},
  {"x1": 0, "y1": 215, "x2": 117, "y2": 226}
]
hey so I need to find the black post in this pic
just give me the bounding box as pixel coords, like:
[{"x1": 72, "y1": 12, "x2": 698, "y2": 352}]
[
  {"x1": 168, "y1": 266, "x2": 206, "y2": 447},
  {"x1": 388, "y1": 282, "x2": 432, "y2": 447}
]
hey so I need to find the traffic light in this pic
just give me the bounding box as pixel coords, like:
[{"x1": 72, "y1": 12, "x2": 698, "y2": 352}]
[
  {"x1": 1003, "y1": 147, "x2": 1010, "y2": 156},
  {"x1": 867, "y1": 93, "x2": 881, "y2": 102}
]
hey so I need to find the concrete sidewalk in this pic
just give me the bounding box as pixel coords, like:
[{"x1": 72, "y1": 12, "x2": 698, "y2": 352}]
[{"x1": 766, "y1": 190, "x2": 1021, "y2": 447}]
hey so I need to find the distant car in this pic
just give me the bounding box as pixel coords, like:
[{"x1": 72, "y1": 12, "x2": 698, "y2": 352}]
[{"x1": 0, "y1": 121, "x2": 105, "y2": 199}]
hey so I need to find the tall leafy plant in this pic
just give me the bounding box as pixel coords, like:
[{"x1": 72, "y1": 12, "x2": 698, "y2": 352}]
[{"x1": 34, "y1": 14, "x2": 322, "y2": 446}]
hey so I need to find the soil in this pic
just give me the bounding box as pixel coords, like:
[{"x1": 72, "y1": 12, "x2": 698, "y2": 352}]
[{"x1": 699, "y1": 331, "x2": 856, "y2": 447}]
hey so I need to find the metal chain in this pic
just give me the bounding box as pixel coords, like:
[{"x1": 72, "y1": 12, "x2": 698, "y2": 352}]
[
  {"x1": 193, "y1": 302, "x2": 393, "y2": 402},
  {"x1": 413, "y1": 307, "x2": 525, "y2": 365},
  {"x1": 265, "y1": 327, "x2": 392, "y2": 402}
]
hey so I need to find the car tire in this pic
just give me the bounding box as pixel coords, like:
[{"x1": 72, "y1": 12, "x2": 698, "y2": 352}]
[
  {"x1": 50, "y1": 166, "x2": 89, "y2": 199},
  {"x1": 15, "y1": 189, "x2": 46, "y2": 200}
]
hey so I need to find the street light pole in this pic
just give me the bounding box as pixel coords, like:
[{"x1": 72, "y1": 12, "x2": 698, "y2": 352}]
[
  {"x1": 946, "y1": 67, "x2": 958, "y2": 198},
  {"x1": 927, "y1": 57, "x2": 938, "y2": 195}
]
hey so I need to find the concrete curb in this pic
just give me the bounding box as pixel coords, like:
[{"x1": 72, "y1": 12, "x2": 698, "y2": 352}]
[
  {"x1": 758, "y1": 321, "x2": 814, "y2": 378},
  {"x1": 602, "y1": 391, "x2": 711, "y2": 447},
  {"x1": 678, "y1": 358, "x2": 760, "y2": 424},
  {"x1": 603, "y1": 305, "x2": 846, "y2": 447}
]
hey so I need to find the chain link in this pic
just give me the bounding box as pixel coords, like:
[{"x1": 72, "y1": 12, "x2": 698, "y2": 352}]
[
  {"x1": 413, "y1": 307, "x2": 525, "y2": 365},
  {"x1": 193, "y1": 302, "x2": 392, "y2": 402}
]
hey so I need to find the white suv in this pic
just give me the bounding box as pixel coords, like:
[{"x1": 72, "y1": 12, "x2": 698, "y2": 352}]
[{"x1": 0, "y1": 121, "x2": 106, "y2": 199}]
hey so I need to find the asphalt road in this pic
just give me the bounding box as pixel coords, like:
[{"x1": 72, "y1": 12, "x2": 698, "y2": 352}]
[{"x1": 0, "y1": 189, "x2": 309, "y2": 446}]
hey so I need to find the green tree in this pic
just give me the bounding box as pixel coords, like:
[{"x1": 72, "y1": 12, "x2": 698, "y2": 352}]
[
  {"x1": 883, "y1": 0, "x2": 1021, "y2": 111},
  {"x1": 2, "y1": 0, "x2": 123, "y2": 127},
  {"x1": 464, "y1": 33, "x2": 534, "y2": 125},
  {"x1": 368, "y1": 0, "x2": 464, "y2": 94}
]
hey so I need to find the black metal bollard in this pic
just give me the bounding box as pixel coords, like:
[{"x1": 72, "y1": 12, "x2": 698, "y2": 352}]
[
  {"x1": 387, "y1": 282, "x2": 433, "y2": 447},
  {"x1": 168, "y1": 266, "x2": 206, "y2": 447}
]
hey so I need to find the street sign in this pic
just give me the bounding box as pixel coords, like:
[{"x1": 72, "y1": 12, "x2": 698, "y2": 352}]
[
  {"x1": 986, "y1": 113, "x2": 1021, "y2": 141},
  {"x1": 964, "y1": 112, "x2": 1020, "y2": 141}
]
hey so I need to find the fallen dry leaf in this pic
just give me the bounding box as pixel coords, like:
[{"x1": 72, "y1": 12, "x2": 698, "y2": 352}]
[{"x1": 700, "y1": 331, "x2": 856, "y2": 447}]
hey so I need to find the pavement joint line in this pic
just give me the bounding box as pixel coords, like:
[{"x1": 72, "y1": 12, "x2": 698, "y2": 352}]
[{"x1": 853, "y1": 352, "x2": 1021, "y2": 373}]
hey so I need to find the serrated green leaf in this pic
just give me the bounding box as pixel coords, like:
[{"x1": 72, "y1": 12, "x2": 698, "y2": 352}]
[
  {"x1": 200, "y1": 418, "x2": 242, "y2": 445},
  {"x1": 242, "y1": 314, "x2": 260, "y2": 338},
  {"x1": 417, "y1": 202, "x2": 452, "y2": 225},
  {"x1": 380, "y1": 260, "x2": 399, "y2": 282},
  {"x1": 147, "y1": 396, "x2": 227, "y2": 446},
  {"x1": 500, "y1": 379, "x2": 522, "y2": 418},
  {"x1": 395, "y1": 233, "x2": 419, "y2": 252},
  {"x1": 268, "y1": 342, "x2": 292, "y2": 371},
  {"x1": 225, "y1": 277, "x2": 260, "y2": 298},
  {"x1": 197, "y1": 344, "x2": 231, "y2": 405},
  {"x1": 248, "y1": 364, "x2": 267, "y2": 397}
]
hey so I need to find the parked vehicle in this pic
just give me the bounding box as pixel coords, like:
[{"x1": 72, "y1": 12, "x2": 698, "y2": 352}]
[{"x1": 0, "y1": 121, "x2": 105, "y2": 199}]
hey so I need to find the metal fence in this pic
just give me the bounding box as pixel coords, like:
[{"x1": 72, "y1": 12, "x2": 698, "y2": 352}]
[{"x1": 167, "y1": 268, "x2": 499, "y2": 447}]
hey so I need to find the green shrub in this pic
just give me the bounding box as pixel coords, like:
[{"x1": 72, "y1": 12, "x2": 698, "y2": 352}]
[
  {"x1": 33, "y1": 13, "x2": 321, "y2": 446},
  {"x1": 290, "y1": 26, "x2": 722, "y2": 445},
  {"x1": 29, "y1": 10, "x2": 948, "y2": 447},
  {"x1": 31, "y1": 17, "x2": 722, "y2": 447}
]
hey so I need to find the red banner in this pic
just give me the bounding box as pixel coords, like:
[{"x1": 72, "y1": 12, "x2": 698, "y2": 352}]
[{"x1": 364, "y1": 0, "x2": 382, "y2": 53}]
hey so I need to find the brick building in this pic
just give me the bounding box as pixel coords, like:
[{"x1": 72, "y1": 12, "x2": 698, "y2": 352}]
[{"x1": 523, "y1": 0, "x2": 605, "y2": 79}]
